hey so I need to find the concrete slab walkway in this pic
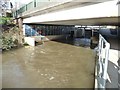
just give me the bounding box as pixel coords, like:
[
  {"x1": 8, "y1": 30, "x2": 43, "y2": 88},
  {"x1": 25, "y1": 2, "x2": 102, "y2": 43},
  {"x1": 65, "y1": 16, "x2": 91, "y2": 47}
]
[
  {"x1": 106, "y1": 37, "x2": 120, "y2": 88},
  {"x1": 106, "y1": 49, "x2": 119, "y2": 88}
]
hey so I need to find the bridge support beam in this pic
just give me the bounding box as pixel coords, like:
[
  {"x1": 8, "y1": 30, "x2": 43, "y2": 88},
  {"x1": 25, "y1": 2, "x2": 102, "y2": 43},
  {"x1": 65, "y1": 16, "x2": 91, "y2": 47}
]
[{"x1": 18, "y1": 17, "x2": 24, "y2": 44}]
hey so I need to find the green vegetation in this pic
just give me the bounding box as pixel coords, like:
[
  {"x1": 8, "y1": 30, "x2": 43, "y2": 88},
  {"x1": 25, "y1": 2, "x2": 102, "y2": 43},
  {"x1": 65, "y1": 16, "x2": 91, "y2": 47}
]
[
  {"x1": 2, "y1": 36, "x2": 14, "y2": 50},
  {"x1": 1, "y1": 26, "x2": 20, "y2": 50},
  {"x1": 1, "y1": 16, "x2": 24, "y2": 51},
  {"x1": 0, "y1": 17, "x2": 12, "y2": 25}
]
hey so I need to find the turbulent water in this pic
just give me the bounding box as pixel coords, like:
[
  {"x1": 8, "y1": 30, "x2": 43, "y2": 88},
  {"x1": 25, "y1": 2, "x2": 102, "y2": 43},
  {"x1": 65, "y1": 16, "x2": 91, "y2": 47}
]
[{"x1": 2, "y1": 40, "x2": 95, "y2": 88}]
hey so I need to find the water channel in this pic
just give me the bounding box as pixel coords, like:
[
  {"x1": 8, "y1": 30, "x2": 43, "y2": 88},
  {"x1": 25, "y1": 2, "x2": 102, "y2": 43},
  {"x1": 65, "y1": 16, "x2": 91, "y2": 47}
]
[{"x1": 2, "y1": 39, "x2": 95, "y2": 88}]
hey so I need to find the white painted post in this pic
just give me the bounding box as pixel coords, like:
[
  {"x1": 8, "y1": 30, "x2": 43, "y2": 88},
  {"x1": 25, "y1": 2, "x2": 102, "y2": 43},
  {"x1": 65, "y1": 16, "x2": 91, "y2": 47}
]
[
  {"x1": 102, "y1": 43, "x2": 110, "y2": 88},
  {"x1": 96, "y1": 34, "x2": 110, "y2": 89}
]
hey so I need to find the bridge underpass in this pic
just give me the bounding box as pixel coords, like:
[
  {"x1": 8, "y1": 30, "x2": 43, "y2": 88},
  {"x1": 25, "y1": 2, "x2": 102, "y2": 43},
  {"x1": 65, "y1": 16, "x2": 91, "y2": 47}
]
[
  {"x1": 2, "y1": 0, "x2": 120, "y2": 89},
  {"x1": 22, "y1": 0, "x2": 119, "y2": 48},
  {"x1": 3, "y1": 22, "x2": 119, "y2": 88}
]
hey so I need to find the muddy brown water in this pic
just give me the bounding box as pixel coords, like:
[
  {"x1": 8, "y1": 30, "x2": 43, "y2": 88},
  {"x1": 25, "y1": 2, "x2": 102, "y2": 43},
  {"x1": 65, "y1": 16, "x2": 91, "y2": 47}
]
[{"x1": 2, "y1": 40, "x2": 95, "y2": 88}]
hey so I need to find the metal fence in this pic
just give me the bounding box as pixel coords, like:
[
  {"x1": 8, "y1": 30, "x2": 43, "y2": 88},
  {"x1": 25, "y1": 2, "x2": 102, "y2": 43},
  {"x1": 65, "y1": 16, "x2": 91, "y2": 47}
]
[
  {"x1": 96, "y1": 34, "x2": 110, "y2": 89},
  {"x1": 13, "y1": 0, "x2": 72, "y2": 18}
]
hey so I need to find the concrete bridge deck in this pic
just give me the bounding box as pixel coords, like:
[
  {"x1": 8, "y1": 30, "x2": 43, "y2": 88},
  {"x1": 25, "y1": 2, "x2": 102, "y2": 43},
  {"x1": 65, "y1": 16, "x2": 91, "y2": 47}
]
[{"x1": 14, "y1": 0, "x2": 119, "y2": 26}]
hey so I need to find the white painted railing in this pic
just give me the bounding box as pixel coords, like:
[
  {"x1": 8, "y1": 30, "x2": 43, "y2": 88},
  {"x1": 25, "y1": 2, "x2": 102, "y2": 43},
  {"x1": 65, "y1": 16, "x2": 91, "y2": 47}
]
[{"x1": 95, "y1": 34, "x2": 110, "y2": 89}]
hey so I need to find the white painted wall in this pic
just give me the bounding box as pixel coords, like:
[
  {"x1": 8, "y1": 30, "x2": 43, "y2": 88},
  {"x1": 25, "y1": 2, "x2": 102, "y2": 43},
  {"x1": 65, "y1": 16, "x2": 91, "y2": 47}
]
[{"x1": 24, "y1": 37, "x2": 35, "y2": 46}]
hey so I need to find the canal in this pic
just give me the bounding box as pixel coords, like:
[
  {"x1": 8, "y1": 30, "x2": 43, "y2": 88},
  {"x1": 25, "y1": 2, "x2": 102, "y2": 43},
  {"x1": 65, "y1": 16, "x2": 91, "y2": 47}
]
[{"x1": 2, "y1": 40, "x2": 95, "y2": 88}]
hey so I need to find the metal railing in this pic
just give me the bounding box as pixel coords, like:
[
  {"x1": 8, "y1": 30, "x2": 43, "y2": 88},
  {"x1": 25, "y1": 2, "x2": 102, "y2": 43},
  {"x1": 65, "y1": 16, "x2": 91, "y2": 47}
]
[
  {"x1": 13, "y1": 0, "x2": 73, "y2": 18},
  {"x1": 13, "y1": 0, "x2": 35, "y2": 18},
  {"x1": 96, "y1": 34, "x2": 110, "y2": 89}
]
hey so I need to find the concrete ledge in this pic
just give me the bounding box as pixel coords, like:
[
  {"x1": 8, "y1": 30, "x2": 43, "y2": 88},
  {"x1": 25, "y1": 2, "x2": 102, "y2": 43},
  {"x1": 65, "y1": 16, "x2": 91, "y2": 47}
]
[
  {"x1": 24, "y1": 37, "x2": 35, "y2": 46},
  {"x1": 25, "y1": 35, "x2": 93, "y2": 47},
  {"x1": 46, "y1": 35, "x2": 65, "y2": 40},
  {"x1": 32, "y1": 36, "x2": 49, "y2": 42},
  {"x1": 24, "y1": 35, "x2": 63, "y2": 46}
]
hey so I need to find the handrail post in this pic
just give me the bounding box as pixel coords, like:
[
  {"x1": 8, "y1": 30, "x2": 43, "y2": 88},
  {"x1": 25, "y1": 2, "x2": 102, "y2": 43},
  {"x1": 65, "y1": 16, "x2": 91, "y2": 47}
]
[
  {"x1": 25, "y1": 5, "x2": 27, "y2": 11},
  {"x1": 97, "y1": 34, "x2": 110, "y2": 89},
  {"x1": 34, "y1": 0, "x2": 36, "y2": 7},
  {"x1": 103, "y1": 43, "x2": 110, "y2": 88}
]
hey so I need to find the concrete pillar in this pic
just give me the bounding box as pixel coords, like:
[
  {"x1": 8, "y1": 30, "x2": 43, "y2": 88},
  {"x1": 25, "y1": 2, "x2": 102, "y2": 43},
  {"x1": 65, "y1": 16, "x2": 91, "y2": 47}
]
[
  {"x1": 18, "y1": 18, "x2": 23, "y2": 30},
  {"x1": 18, "y1": 17, "x2": 24, "y2": 44}
]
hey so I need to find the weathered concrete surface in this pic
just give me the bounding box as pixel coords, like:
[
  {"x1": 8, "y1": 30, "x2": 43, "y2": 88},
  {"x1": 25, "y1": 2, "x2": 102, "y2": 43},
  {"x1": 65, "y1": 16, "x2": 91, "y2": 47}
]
[
  {"x1": 106, "y1": 49, "x2": 119, "y2": 88},
  {"x1": 2, "y1": 41, "x2": 95, "y2": 88},
  {"x1": 106, "y1": 37, "x2": 120, "y2": 88}
]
